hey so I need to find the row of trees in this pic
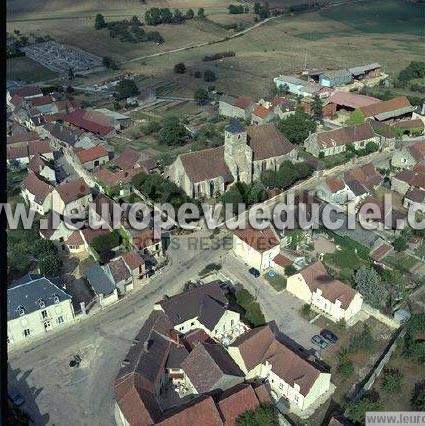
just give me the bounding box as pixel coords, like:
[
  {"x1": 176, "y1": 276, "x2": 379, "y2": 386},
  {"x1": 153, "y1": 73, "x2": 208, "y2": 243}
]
[
  {"x1": 253, "y1": 1, "x2": 270, "y2": 19},
  {"x1": 144, "y1": 7, "x2": 201, "y2": 25},
  {"x1": 228, "y1": 4, "x2": 249, "y2": 14}
]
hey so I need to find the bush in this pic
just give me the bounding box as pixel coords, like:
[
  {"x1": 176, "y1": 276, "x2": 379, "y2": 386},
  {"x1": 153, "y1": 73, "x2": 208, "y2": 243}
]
[
  {"x1": 199, "y1": 263, "x2": 222, "y2": 275},
  {"x1": 236, "y1": 404, "x2": 278, "y2": 425},
  {"x1": 236, "y1": 288, "x2": 254, "y2": 307},
  {"x1": 246, "y1": 303, "x2": 266, "y2": 327},
  {"x1": 194, "y1": 70, "x2": 202, "y2": 78},
  {"x1": 411, "y1": 381, "x2": 425, "y2": 411},
  {"x1": 114, "y1": 79, "x2": 140, "y2": 100},
  {"x1": 39, "y1": 253, "x2": 62, "y2": 276},
  {"x1": 204, "y1": 70, "x2": 217, "y2": 82},
  {"x1": 300, "y1": 303, "x2": 311, "y2": 317},
  {"x1": 284, "y1": 265, "x2": 297, "y2": 277},
  {"x1": 203, "y1": 51, "x2": 235, "y2": 62},
  {"x1": 346, "y1": 397, "x2": 384, "y2": 424},
  {"x1": 91, "y1": 230, "x2": 121, "y2": 254},
  {"x1": 381, "y1": 368, "x2": 403, "y2": 393},
  {"x1": 174, "y1": 62, "x2": 186, "y2": 74},
  {"x1": 349, "y1": 324, "x2": 375, "y2": 353},
  {"x1": 143, "y1": 120, "x2": 162, "y2": 135}
]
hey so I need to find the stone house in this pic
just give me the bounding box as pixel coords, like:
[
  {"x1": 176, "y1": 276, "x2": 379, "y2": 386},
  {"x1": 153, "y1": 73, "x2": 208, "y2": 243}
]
[
  {"x1": 219, "y1": 95, "x2": 255, "y2": 120},
  {"x1": 21, "y1": 172, "x2": 53, "y2": 215},
  {"x1": 393, "y1": 119, "x2": 424, "y2": 136},
  {"x1": 251, "y1": 105, "x2": 275, "y2": 125},
  {"x1": 392, "y1": 163, "x2": 425, "y2": 195},
  {"x1": 154, "y1": 282, "x2": 244, "y2": 342},
  {"x1": 286, "y1": 261, "x2": 363, "y2": 322},
  {"x1": 167, "y1": 120, "x2": 296, "y2": 199},
  {"x1": 51, "y1": 177, "x2": 92, "y2": 216},
  {"x1": 316, "y1": 176, "x2": 351, "y2": 205},
  {"x1": 233, "y1": 225, "x2": 281, "y2": 273},
  {"x1": 7, "y1": 274, "x2": 75, "y2": 347},
  {"x1": 404, "y1": 187, "x2": 425, "y2": 211},
  {"x1": 28, "y1": 153, "x2": 56, "y2": 185},
  {"x1": 74, "y1": 144, "x2": 109, "y2": 171},
  {"x1": 132, "y1": 229, "x2": 164, "y2": 263},
  {"x1": 228, "y1": 325, "x2": 332, "y2": 412},
  {"x1": 304, "y1": 122, "x2": 378, "y2": 157}
]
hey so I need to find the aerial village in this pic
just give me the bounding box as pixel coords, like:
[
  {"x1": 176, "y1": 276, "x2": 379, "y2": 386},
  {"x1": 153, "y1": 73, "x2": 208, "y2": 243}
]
[{"x1": 6, "y1": 44, "x2": 425, "y2": 425}]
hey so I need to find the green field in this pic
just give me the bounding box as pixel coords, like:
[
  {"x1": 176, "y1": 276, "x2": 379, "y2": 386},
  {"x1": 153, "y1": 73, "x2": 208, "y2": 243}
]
[{"x1": 7, "y1": 56, "x2": 58, "y2": 82}]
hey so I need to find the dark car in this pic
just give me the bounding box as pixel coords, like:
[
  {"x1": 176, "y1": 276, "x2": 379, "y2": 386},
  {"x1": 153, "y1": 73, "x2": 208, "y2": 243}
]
[
  {"x1": 8, "y1": 390, "x2": 25, "y2": 407},
  {"x1": 320, "y1": 329, "x2": 338, "y2": 344},
  {"x1": 249, "y1": 267, "x2": 261, "y2": 278},
  {"x1": 311, "y1": 335, "x2": 329, "y2": 350}
]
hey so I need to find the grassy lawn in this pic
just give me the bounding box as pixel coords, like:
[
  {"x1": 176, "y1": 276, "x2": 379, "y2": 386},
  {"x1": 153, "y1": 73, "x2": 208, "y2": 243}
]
[
  {"x1": 323, "y1": 247, "x2": 369, "y2": 283},
  {"x1": 7, "y1": 56, "x2": 58, "y2": 82},
  {"x1": 264, "y1": 273, "x2": 287, "y2": 292}
]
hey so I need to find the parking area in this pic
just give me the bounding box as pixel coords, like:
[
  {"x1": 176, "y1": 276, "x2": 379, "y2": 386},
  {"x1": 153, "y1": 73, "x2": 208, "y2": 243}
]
[{"x1": 222, "y1": 255, "x2": 323, "y2": 350}]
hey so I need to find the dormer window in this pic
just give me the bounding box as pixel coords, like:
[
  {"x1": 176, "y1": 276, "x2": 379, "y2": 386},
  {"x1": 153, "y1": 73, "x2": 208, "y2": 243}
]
[
  {"x1": 53, "y1": 294, "x2": 60, "y2": 304},
  {"x1": 38, "y1": 299, "x2": 46, "y2": 309},
  {"x1": 17, "y1": 306, "x2": 25, "y2": 316},
  {"x1": 175, "y1": 313, "x2": 182, "y2": 322}
]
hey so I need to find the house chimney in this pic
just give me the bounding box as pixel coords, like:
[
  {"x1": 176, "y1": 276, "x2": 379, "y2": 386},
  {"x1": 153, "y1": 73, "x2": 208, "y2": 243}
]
[
  {"x1": 169, "y1": 329, "x2": 180, "y2": 345},
  {"x1": 143, "y1": 339, "x2": 152, "y2": 352}
]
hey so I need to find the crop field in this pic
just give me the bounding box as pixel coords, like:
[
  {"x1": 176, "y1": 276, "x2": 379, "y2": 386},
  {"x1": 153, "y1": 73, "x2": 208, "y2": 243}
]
[{"x1": 7, "y1": 56, "x2": 58, "y2": 82}]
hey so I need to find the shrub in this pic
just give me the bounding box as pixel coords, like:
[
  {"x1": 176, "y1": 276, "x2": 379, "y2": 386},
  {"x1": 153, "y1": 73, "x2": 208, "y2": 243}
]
[
  {"x1": 204, "y1": 70, "x2": 217, "y2": 82},
  {"x1": 411, "y1": 381, "x2": 425, "y2": 411},
  {"x1": 236, "y1": 288, "x2": 254, "y2": 307},
  {"x1": 174, "y1": 62, "x2": 186, "y2": 74},
  {"x1": 246, "y1": 302, "x2": 266, "y2": 327},
  {"x1": 199, "y1": 263, "x2": 222, "y2": 275},
  {"x1": 349, "y1": 324, "x2": 375, "y2": 353},
  {"x1": 381, "y1": 368, "x2": 403, "y2": 393},
  {"x1": 300, "y1": 303, "x2": 311, "y2": 317},
  {"x1": 91, "y1": 230, "x2": 121, "y2": 254},
  {"x1": 284, "y1": 265, "x2": 297, "y2": 277}
]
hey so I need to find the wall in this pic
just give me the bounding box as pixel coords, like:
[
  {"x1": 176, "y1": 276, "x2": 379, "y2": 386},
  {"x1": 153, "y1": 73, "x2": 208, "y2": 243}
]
[
  {"x1": 286, "y1": 273, "x2": 312, "y2": 303},
  {"x1": 219, "y1": 101, "x2": 251, "y2": 120},
  {"x1": 8, "y1": 299, "x2": 75, "y2": 346}
]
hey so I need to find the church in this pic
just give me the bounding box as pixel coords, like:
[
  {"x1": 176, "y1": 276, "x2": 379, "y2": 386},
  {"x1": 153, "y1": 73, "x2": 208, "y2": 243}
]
[{"x1": 166, "y1": 119, "x2": 297, "y2": 199}]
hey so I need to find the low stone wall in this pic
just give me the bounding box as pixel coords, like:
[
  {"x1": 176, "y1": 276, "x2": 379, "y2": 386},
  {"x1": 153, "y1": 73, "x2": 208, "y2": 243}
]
[{"x1": 362, "y1": 304, "x2": 400, "y2": 329}]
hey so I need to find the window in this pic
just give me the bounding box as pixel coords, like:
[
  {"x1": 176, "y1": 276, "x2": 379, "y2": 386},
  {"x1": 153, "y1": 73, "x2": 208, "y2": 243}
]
[
  {"x1": 53, "y1": 294, "x2": 60, "y2": 304},
  {"x1": 179, "y1": 326, "x2": 184, "y2": 331},
  {"x1": 17, "y1": 306, "x2": 25, "y2": 316},
  {"x1": 191, "y1": 322, "x2": 195, "y2": 326},
  {"x1": 279, "y1": 383, "x2": 284, "y2": 390},
  {"x1": 44, "y1": 321, "x2": 52, "y2": 332},
  {"x1": 57, "y1": 316, "x2": 64, "y2": 325},
  {"x1": 231, "y1": 319, "x2": 234, "y2": 327},
  {"x1": 41, "y1": 310, "x2": 48, "y2": 319},
  {"x1": 294, "y1": 395, "x2": 299, "y2": 402},
  {"x1": 24, "y1": 329, "x2": 31, "y2": 338},
  {"x1": 223, "y1": 324, "x2": 226, "y2": 331}
]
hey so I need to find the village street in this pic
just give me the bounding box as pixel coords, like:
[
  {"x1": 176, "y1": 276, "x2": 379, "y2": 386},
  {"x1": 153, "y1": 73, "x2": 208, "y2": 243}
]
[{"x1": 8, "y1": 230, "x2": 231, "y2": 426}]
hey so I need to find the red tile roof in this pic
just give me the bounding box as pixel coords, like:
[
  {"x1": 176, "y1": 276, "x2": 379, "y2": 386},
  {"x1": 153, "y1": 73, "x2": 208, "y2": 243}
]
[
  {"x1": 56, "y1": 177, "x2": 90, "y2": 204},
  {"x1": 75, "y1": 145, "x2": 109, "y2": 164},
  {"x1": 247, "y1": 123, "x2": 295, "y2": 161},
  {"x1": 7, "y1": 145, "x2": 28, "y2": 160},
  {"x1": 234, "y1": 225, "x2": 279, "y2": 253},
  {"x1": 7, "y1": 131, "x2": 40, "y2": 145},
  {"x1": 22, "y1": 172, "x2": 52, "y2": 203},
  {"x1": 157, "y1": 396, "x2": 222, "y2": 426},
  {"x1": 325, "y1": 176, "x2": 346, "y2": 193},
  {"x1": 133, "y1": 229, "x2": 161, "y2": 249},
  {"x1": 94, "y1": 168, "x2": 118, "y2": 187},
  {"x1": 233, "y1": 96, "x2": 254, "y2": 110},
  {"x1": 394, "y1": 119, "x2": 424, "y2": 130},
  {"x1": 273, "y1": 253, "x2": 293, "y2": 267},
  {"x1": 63, "y1": 109, "x2": 115, "y2": 136},
  {"x1": 64, "y1": 231, "x2": 84, "y2": 246},
  {"x1": 30, "y1": 95, "x2": 54, "y2": 107},
  {"x1": 253, "y1": 383, "x2": 272, "y2": 405},
  {"x1": 329, "y1": 91, "x2": 381, "y2": 109},
  {"x1": 316, "y1": 123, "x2": 375, "y2": 149},
  {"x1": 10, "y1": 86, "x2": 42, "y2": 98},
  {"x1": 252, "y1": 105, "x2": 273, "y2": 119},
  {"x1": 28, "y1": 140, "x2": 52, "y2": 156},
  {"x1": 298, "y1": 261, "x2": 357, "y2": 309},
  {"x1": 116, "y1": 147, "x2": 142, "y2": 170},
  {"x1": 360, "y1": 96, "x2": 412, "y2": 118},
  {"x1": 218, "y1": 384, "x2": 260, "y2": 426},
  {"x1": 122, "y1": 251, "x2": 145, "y2": 270},
  {"x1": 81, "y1": 227, "x2": 110, "y2": 245},
  {"x1": 180, "y1": 146, "x2": 234, "y2": 184},
  {"x1": 344, "y1": 162, "x2": 383, "y2": 191}
]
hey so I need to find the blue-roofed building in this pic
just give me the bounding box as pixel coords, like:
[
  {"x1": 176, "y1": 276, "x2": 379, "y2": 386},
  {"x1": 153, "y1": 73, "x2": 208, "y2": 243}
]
[
  {"x1": 7, "y1": 274, "x2": 75, "y2": 347},
  {"x1": 319, "y1": 69, "x2": 353, "y2": 87},
  {"x1": 85, "y1": 263, "x2": 119, "y2": 307}
]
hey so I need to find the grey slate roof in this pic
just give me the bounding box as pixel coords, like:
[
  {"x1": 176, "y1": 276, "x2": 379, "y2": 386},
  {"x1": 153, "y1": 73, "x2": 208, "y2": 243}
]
[
  {"x1": 8, "y1": 274, "x2": 71, "y2": 321},
  {"x1": 44, "y1": 122, "x2": 83, "y2": 146},
  {"x1": 86, "y1": 263, "x2": 115, "y2": 296},
  {"x1": 157, "y1": 282, "x2": 229, "y2": 331},
  {"x1": 225, "y1": 118, "x2": 246, "y2": 134}
]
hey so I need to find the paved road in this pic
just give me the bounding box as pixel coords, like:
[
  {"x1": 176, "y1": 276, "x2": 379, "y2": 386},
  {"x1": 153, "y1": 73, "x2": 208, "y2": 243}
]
[
  {"x1": 222, "y1": 254, "x2": 321, "y2": 349},
  {"x1": 8, "y1": 229, "x2": 230, "y2": 426}
]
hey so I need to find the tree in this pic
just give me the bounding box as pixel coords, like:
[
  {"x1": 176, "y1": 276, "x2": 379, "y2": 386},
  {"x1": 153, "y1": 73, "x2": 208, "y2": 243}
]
[
  {"x1": 39, "y1": 253, "x2": 62, "y2": 276},
  {"x1": 197, "y1": 8, "x2": 205, "y2": 18},
  {"x1": 102, "y1": 56, "x2": 119, "y2": 70},
  {"x1": 393, "y1": 236, "x2": 408, "y2": 252},
  {"x1": 186, "y1": 9, "x2": 194, "y2": 19},
  {"x1": 95, "y1": 13, "x2": 106, "y2": 30},
  {"x1": 220, "y1": 187, "x2": 244, "y2": 214},
  {"x1": 114, "y1": 79, "x2": 140, "y2": 100},
  {"x1": 277, "y1": 108, "x2": 316, "y2": 144},
  {"x1": 173, "y1": 9, "x2": 184, "y2": 23},
  {"x1": 346, "y1": 109, "x2": 365, "y2": 125},
  {"x1": 159, "y1": 116, "x2": 188, "y2": 146},
  {"x1": 91, "y1": 230, "x2": 121, "y2": 254},
  {"x1": 354, "y1": 266, "x2": 388, "y2": 309},
  {"x1": 284, "y1": 265, "x2": 297, "y2": 277},
  {"x1": 174, "y1": 62, "x2": 186, "y2": 74},
  {"x1": 312, "y1": 95, "x2": 323, "y2": 121},
  {"x1": 381, "y1": 368, "x2": 403, "y2": 393},
  {"x1": 254, "y1": 2, "x2": 261, "y2": 14},
  {"x1": 411, "y1": 381, "x2": 425, "y2": 411},
  {"x1": 346, "y1": 397, "x2": 384, "y2": 425},
  {"x1": 194, "y1": 87, "x2": 209, "y2": 104},
  {"x1": 336, "y1": 348, "x2": 354, "y2": 379},
  {"x1": 68, "y1": 67, "x2": 75, "y2": 80},
  {"x1": 204, "y1": 70, "x2": 216, "y2": 82},
  {"x1": 236, "y1": 405, "x2": 278, "y2": 425},
  {"x1": 194, "y1": 70, "x2": 202, "y2": 78}
]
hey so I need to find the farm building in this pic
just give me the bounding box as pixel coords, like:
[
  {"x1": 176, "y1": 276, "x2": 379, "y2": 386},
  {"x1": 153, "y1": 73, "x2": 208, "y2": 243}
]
[
  {"x1": 319, "y1": 69, "x2": 353, "y2": 87},
  {"x1": 348, "y1": 63, "x2": 382, "y2": 80}
]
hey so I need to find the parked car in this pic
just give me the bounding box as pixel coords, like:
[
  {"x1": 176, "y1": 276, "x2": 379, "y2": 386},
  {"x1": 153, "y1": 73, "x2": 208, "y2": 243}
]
[
  {"x1": 320, "y1": 329, "x2": 338, "y2": 344},
  {"x1": 249, "y1": 267, "x2": 260, "y2": 278},
  {"x1": 8, "y1": 389, "x2": 25, "y2": 407},
  {"x1": 311, "y1": 335, "x2": 329, "y2": 350}
]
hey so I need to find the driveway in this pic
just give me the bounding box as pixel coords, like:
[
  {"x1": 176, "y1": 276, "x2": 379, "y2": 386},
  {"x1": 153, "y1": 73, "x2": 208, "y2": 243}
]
[{"x1": 222, "y1": 254, "x2": 322, "y2": 350}]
